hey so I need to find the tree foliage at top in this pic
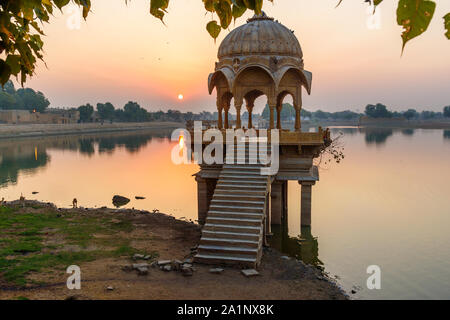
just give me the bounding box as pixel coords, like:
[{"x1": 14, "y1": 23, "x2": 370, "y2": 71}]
[{"x1": 0, "y1": 0, "x2": 448, "y2": 88}]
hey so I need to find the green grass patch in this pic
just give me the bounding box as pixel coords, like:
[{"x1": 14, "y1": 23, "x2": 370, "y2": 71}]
[{"x1": 0, "y1": 205, "x2": 144, "y2": 287}]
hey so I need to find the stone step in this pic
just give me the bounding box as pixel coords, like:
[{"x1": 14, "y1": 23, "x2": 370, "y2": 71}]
[
  {"x1": 194, "y1": 253, "x2": 256, "y2": 268},
  {"x1": 208, "y1": 210, "x2": 264, "y2": 219},
  {"x1": 219, "y1": 174, "x2": 267, "y2": 181},
  {"x1": 222, "y1": 165, "x2": 264, "y2": 170},
  {"x1": 215, "y1": 184, "x2": 267, "y2": 191},
  {"x1": 206, "y1": 216, "x2": 262, "y2": 227},
  {"x1": 210, "y1": 199, "x2": 265, "y2": 207},
  {"x1": 198, "y1": 244, "x2": 258, "y2": 256},
  {"x1": 201, "y1": 230, "x2": 260, "y2": 241},
  {"x1": 220, "y1": 170, "x2": 264, "y2": 175},
  {"x1": 200, "y1": 237, "x2": 260, "y2": 248},
  {"x1": 208, "y1": 204, "x2": 264, "y2": 213},
  {"x1": 217, "y1": 179, "x2": 267, "y2": 186},
  {"x1": 203, "y1": 223, "x2": 261, "y2": 234},
  {"x1": 214, "y1": 185, "x2": 266, "y2": 197},
  {"x1": 213, "y1": 194, "x2": 266, "y2": 201}
]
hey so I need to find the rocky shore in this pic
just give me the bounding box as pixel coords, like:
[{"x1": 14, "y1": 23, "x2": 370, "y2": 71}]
[{"x1": 0, "y1": 200, "x2": 348, "y2": 300}]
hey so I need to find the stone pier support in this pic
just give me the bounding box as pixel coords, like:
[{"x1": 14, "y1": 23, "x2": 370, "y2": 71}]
[
  {"x1": 196, "y1": 176, "x2": 208, "y2": 225},
  {"x1": 299, "y1": 181, "x2": 315, "y2": 227},
  {"x1": 271, "y1": 181, "x2": 283, "y2": 225}
]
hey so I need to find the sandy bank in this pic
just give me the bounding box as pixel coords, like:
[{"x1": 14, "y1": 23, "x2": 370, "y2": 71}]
[
  {"x1": 0, "y1": 122, "x2": 184, "y2": 139},
  {"x1": 0, "y1": 200, "x2": 347, "y2": 300}
]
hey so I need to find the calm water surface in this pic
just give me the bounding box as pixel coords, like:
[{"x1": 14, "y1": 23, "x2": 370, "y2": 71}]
[{"x1": 1, "y1": 128, "x2": 449, "y2": 299}]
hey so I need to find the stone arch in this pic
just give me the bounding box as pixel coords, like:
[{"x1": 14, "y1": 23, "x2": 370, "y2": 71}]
[
  {"x1": 275, "y1": 90, "x2": 297, "y2": 130},
  {"x1": 208, "y1": 67, "x2": 234, "y2": 94},
  {"x1": 275, "y1": 66, "x2": 312, "y2": 95},
  {"x1": 233, "y1": 65, "x2": 276, "y2": 97}
]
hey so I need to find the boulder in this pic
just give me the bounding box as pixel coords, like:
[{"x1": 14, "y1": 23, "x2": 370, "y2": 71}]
[
  {"x1": 181, "y1": 267, "x2": 193, "y2": 277},
  {"x1": 241, "y1": 269, "x2": 259, "y2": 277},
  {"x1": 157, "y1": 260, "x2": 172, "y2": 266},
  {"x1": 112, "y1": 195, "x2": 130, "y2": 208},
  {"x1": 209, "y1": 268, "x2": 224, "y2": 274},
  {"x1": 137, "y1": 266, "x2": 149, "y2": 275}
]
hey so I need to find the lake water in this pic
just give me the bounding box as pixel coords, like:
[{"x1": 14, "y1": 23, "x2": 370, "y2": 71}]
[{"x1": 1, "y1": 127, "x2": 449, "y2": 299}]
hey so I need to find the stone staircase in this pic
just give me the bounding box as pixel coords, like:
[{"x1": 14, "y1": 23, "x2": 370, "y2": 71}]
[{"x1": 194, "y1": 144, "x2": 270, "y2": 268}]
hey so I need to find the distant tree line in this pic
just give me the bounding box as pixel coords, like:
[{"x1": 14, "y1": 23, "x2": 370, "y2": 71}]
[
  {"x1": 76, "y1": 101, "x2": 217, "y2": 123},
  {"x1": 261, "y1": 104, "x2": 361, "y2": 121},
  {"x1": 0, "y1": 81, "x2": 50, "y2": 112},
  {"x1": 365, "y1": 103, "x2": 450, "y2": 120}
]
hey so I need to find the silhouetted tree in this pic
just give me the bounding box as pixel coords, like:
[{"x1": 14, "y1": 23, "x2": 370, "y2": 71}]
[
  {"x1": 444, "y1": 106, "x2": 450, "y2": 118},
  {"x1": 78, "y1": 104, "x2": 94, "y2": 122},
  {"x1": 97, "y1": 102, "x2": 115, "y2": 121},
  {"x1": 403, "y1": 109, "x2": 418, "y2": 120},
  {"x1": 365, "y1": 103, "x2": 392, "y2": 118}
]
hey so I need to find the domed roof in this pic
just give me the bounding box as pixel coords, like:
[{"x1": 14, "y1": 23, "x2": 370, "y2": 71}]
[{"x1": 218, "y1": 12, "x2": 303, "y2": 60}]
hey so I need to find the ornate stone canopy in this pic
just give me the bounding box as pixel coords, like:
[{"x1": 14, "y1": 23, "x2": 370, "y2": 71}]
[{"x1": 208, "y1": 12, "x2": 312, "y2": 131}]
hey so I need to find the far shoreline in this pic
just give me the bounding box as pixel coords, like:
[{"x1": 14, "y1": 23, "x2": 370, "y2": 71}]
[
  {"x1": 1, "y1": 119, "x2": 449, "y2": 142},
  {"x1": 0, "y1": 121, "x2": 184, "y2": 140}
]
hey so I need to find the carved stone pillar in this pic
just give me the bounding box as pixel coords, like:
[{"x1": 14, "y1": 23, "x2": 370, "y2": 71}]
[
  {"x1": 224, "y1": 106, "x2": 229, "y2": 129},
  {"x1": 276, "y1": 104, "x2": 282, "y2": 129},
  {"x1": 295, "y1": 106, "x2": 301, "y2": 132},
  {"x1": 269, "y1": 105, "x2": 275, "y2": 129},
  {"x1": 218, "y1": 108, "x2": 223, "y2": 129},
  {"x1": 235, "y1": 102, "x2": 242, "y2": 128},
  {"x1": 246, "y1": 101, "x2": 254, "y2": 129}
]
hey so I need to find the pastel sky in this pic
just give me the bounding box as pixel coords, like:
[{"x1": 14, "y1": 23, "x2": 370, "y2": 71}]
[{"x1": 24, "y1": 0, "x2": 450, "y2": 113}]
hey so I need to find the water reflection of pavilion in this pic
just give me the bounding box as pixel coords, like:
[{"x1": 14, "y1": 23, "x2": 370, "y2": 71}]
[{"x1": 270, "y1": 222, "x2": 322, "y2": 267}]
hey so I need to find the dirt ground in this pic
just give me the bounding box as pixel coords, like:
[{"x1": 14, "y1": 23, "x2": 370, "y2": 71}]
[{"x1": 0, "y1": 202, "x2": 347, "y2": 300}]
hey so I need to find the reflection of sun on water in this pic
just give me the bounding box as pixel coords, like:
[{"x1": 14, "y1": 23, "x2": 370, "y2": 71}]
[{"x1": 179, "y1": 135, "x2": 184, "y2": 150}]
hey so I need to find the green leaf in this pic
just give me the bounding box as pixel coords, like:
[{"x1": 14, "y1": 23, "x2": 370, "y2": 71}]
[
  {"x1": 232, "y1": 3, "x2": 246, "y2": 20},
  {"x1": 254, "y1": 0, "x2": 263, "y2": 14},
  {"x1": 0, "y1": 60, "x2": 12, "y2": 86},
  {"x1": 214, "y1": 0, "x2": 232, "y2": 29},
  {"x1": 5, "y1": 55, "x2": 21, "y2": 76},
  {"x1": 150, "y1": 0, "x2": 169, "y2": 22},
  {"x1": 206, "y1": 20, "x2": 221, "y2": 40},
  {"x1": 243, "y1": 0, "x2": 256, "y2": 10},
  {"x1": 397, "y1": 0, "x2": 436, "y2": 51},
  {"x1": 53, "y1": 0, "x2": 70, "y2": 10},
  {"x1": 204, "y1": 0, "x2": 215, "y2": 12},
  {"x1": 444, "y1": 13, "x2": 450, "y2": 39}
]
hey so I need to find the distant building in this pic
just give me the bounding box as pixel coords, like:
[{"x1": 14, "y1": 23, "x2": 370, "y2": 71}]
[
  {"x1": 0, "y1": 109, "x2": 80, "y2": 124},
  {"x1": 0, "y1": 110, "x2": 35, "y2": 124}
]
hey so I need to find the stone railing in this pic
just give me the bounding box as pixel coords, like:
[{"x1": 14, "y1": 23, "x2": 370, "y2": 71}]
[{"x1": 186, "y1": 125, "x2": 330, "y2": 146}]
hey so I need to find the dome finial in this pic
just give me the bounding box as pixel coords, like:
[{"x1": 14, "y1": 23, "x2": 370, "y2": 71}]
[{"x1": 247, "y1": 11, "x2": 274, "y2": 23}]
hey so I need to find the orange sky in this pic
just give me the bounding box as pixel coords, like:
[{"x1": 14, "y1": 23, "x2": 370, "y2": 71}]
[{"x1": 23, "y1": 0, "x2": 450, "y2": 113}]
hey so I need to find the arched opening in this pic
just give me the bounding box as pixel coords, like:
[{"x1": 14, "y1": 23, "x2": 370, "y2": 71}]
[
  {"x1": 244, "y1": 89, "x2": 265, "y2": 129},
  {"x1": 276, "y1": 91, "x2": 296, "y2": 130}
]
